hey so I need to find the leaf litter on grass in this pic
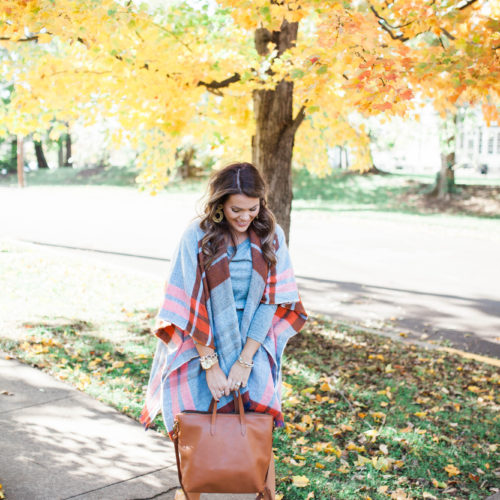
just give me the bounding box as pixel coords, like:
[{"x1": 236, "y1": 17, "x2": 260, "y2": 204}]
[
  {"x1": 274, "y1": 318, "x2": 499, "y2": 499},
  {"x1": 1, "y1": 242, "x2": 498, "y2": 499},
  {"x1": 2, "y1": 315, "x2": 498, "y2": 500}
]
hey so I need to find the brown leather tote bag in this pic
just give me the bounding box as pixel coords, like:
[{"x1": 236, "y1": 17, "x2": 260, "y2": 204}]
[{"x1": 172, "y1": 390, "x2": 274, "y2": 499}]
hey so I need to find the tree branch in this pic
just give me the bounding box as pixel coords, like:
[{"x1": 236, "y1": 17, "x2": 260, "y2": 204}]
[
  {"x1": 290, "y1": 105, "x2": 306, "y2": 135},
  {"x1": 276, "y1": 104, "x2": 306, "y2": 149},
  {"x1": 197, "y1": 73, "x2": 241, "y2": 95},
  {"x1": 0, "y1": 35, "x2": 43, "y2": 43},
  {"x1": 369, "y1": 7, "x2": 410, "y2": 42},
  {"x1": 440, "y1": 27, "x2": 455, "y2": 40},
  {"x1": 369, "y1": 5, "x2": 413, "y2": 30},
  {"x1": 458, "y1": 0, "x2": 478, "y2": 10}
]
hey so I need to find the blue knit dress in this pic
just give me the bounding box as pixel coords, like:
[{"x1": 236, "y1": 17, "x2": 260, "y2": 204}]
[{"x1": 227, "y1": 237, "x2": 277, "y2": 340}]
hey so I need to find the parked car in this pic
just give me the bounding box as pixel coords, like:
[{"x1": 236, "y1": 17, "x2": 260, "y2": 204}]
[{"x1": 479, "y1": 164, "x2": 489, "y2": 175}]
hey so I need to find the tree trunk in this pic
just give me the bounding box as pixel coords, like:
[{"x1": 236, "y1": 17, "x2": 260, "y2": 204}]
[
  {"x1": 17, "y1": 136, "x2": 24, "y2": 188},
  {"x1": 436, "y1": 152, "x2": 455, "y2": 199},
  {"x1": 9, "y1": 137, "x2": 17, "y2": 173},
  {"x1": 429, "y1": 113, "x2": 458, "y2": 199},
  {"x1": 176, "y1": 146, "x2": 196, "y2": 179},
  {"x1": 252, "y1": 20, "x2": 304, "y2": 243},
  {"x1": 64, "y1": 129, "x2": 72, "y2": 166},
  {"x1": 58, "y1": 137, "x2": 64, "y2": 168},
  {"x1": 34, "y1": 140, "x2": 49, "y2": 169}
]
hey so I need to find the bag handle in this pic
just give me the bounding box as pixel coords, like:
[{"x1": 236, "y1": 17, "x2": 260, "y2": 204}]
[
  {"x1": 208, "y1": 390, "x2": 240, "y2": 413},
  {"x1": 210, "y1": 389, "x2": 246, "y2": 436}
]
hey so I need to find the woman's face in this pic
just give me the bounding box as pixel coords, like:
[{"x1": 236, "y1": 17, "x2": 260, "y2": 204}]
[{"x1": 223, "y1": 193, "x2": 260, "y2": 234}]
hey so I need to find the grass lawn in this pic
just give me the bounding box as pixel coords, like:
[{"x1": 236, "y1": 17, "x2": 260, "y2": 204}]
[
  {"x1": 1, "y1": 240, "x2": 498, "y2": 500},
  {"x1": 292, "y1": 169, "x2": 500, "y2": 219},
  {"x1": 2, "y1": 164, "x2": 499, "y2": 219},
  {"x1": 0, "y1": 164, "x2": 207, "y2": 192}
]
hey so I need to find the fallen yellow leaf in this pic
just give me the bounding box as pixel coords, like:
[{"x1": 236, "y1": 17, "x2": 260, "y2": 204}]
[
  {"x1": 390, "y1": 488, "x2": 411, "y2": 499},
  {"x1": 291, "y1": 475, "x2": 310, "y2": 488},
  {"x1": 354, "y1": 455, "x2": 371, "y2": 466},
  {"x1": 467, "y1": 385, "x2": 481, "y2": 393},
  {"x1": 302, "y1": 415, "x2": 313, "y2": 426},
  {"x1": 300, "y1": 387, "x2": 315, "y2": 395},
  {"x1": 319, "y1": 381, "x2": 332, "y2": 391},
  {"x1": 346, "y1": 442, "x2": 366, "y2": 452},
  {"x1": 431, "y1": 478, "x2": 447, "y2": 488},
  {"x1": 323, "y1": 445, "x2": 342, "y2": 457},
  {"x1": 371, "y1": 411, "x2": 386, "y2": 421},
  {"x1": 373, "y1": 456, "x2": 393, "y2": 472},
  {"x1": 364, "y1": 429, "x2": 379, "y2": 442},
  {"x1": 444, "y1": 464, "x2": 460, "y2": 476}
]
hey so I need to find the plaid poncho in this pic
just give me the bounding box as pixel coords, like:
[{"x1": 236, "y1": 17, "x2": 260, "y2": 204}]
[{"x1": 140, "y1": 220, "x2": 307, "y2": 435}]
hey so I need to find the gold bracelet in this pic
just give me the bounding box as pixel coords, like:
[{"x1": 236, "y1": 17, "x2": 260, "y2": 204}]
[{"x1": 237, "y1": 356, "x2": 254, "y2": 368}]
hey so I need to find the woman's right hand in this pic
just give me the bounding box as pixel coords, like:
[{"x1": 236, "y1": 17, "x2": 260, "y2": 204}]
[{"x1": 205, "y1": 363, "x2": 230, "y2": 401}]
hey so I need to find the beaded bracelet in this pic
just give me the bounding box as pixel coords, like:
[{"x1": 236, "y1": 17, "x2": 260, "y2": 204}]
[{"x1": 237, "y1": 356, "x2": 254, "y2": 368}]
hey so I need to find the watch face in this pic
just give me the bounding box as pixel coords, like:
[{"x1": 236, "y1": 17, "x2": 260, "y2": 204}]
[{"x1": 201, "y1": 358, "x2": 213, "y2": 369}]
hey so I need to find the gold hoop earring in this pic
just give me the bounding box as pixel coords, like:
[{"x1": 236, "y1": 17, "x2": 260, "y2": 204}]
[{"x1": 212, "y1": 204, "x2": 224, "y2": 223}]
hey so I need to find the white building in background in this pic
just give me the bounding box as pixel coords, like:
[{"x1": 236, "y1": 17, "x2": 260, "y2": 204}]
[
  {"x1": 369, "y1": 104, "x2": 442, "y2": 173},
  {"x1": 367, "y1": 104, "x2": 500, "y2": 176},
  {"x1": 455, "y1": 121, "x2": 500, "y2": 173}
]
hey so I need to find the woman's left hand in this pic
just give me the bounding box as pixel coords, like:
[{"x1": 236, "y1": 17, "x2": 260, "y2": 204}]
[{"x1": 227, "y1": 361, "x2": 251, "y2": 391}]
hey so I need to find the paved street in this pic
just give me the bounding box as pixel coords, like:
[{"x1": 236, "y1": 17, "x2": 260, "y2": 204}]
[{"x1": 1, "y1": 185, "x2": 500, "y2": 358}]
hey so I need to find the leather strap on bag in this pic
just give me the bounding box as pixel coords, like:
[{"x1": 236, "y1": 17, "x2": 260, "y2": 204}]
[{"x1": 172, "y1": 390, "x2": 273, "y2": 500}]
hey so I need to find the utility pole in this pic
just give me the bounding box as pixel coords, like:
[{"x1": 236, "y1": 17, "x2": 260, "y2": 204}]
[{"x1": 17, "y1": 136, "x2": 24, "y2": 188}]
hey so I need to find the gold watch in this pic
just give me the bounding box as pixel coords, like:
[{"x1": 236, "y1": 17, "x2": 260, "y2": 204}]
[{"x1": 200, "y1": 352, "x2": 218, "y2": 370}]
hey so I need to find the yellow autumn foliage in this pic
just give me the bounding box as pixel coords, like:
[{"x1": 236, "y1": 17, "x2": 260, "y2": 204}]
[{"x1": 0, "y1": 0, "x2": 497, "y2": 188}]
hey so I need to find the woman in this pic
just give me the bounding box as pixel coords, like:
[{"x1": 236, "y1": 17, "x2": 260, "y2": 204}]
[{"x1": 140, "y1": 162, "x2": 307, "y2": 500}]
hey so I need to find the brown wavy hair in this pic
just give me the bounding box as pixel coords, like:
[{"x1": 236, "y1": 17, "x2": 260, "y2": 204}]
[{"x1": 199, "y1": 162, "x2": 277, "y2": 268}]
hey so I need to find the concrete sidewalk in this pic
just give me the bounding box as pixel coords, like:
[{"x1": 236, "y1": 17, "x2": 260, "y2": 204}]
[{"x1": 0, "y1": 355, "x2": 254, "y2": 500}]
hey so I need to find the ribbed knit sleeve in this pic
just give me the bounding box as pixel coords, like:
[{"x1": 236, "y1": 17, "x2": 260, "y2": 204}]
[{"x1": 246, "y1": 303, "x2": 278, "y2": 344}]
